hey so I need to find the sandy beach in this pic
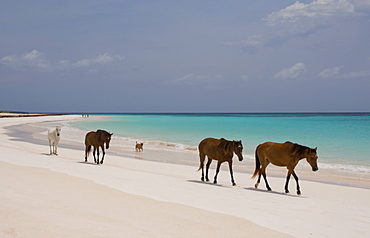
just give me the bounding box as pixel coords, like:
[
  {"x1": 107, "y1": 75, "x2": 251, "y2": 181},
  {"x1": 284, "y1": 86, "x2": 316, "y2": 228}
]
[{"x1": 1, "y1": 115, "x2": 370, "y2": 237}]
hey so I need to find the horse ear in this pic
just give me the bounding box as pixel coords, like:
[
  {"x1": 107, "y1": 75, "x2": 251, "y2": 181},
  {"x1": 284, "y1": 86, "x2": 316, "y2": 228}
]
[
  {"x1": 110, "y1": 133, "x2": 113, "y2": 136},
  {"x1": 314, "y1": 147, "x2": 317, "y2": 151}
]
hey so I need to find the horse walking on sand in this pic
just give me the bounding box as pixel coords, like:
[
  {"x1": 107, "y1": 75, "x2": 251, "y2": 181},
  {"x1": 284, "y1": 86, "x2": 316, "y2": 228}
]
[
  {"x1": 252, "y1": 141, "x2": 318, "y2": 195},
  {"x1": 84, "y1": 129, "x2": 113, "y2": 164},
  {"x1": 198, "y1": 138, "x2": 244, "y2": 186},
  {"x1": 48, "y1": 125, "x2": 61, "y2": 155}
]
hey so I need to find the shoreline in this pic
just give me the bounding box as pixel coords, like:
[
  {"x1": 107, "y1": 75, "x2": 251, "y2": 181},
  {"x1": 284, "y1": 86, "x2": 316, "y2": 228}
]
[
  {"x1": 0, "y1": 112, "x2": 66, "y2": 118},
  {"x1": 7, "y1": 114, "x2": 370, "y2": 190},
  {"x1": 1, "y1": 115, "x2": 370, "y2": 237}
]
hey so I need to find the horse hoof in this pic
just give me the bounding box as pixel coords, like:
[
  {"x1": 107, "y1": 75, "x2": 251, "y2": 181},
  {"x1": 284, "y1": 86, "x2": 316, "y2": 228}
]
[
  {"x1": 285, "y1": 190, "x2": 290, "y2": 193},
  {"x1": 297, "y1": 191, "x2": 301, "y2": 195},
  {"x1": 201, "y1": 178, "x2": 204, "y2": 182},
  {"x1": 232, "y1": 183, "x2": 236, "y2": 186},
  {"x1": 213, "y1": 181, "x2": 217, "y2": 184},
  {"x1": 267, "y1": 188, "x2": 272, "y2": 191}
]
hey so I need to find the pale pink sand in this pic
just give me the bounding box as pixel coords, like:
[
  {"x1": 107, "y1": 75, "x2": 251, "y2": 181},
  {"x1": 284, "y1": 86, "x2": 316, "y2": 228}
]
[
  {"x1": 1, "y1": 115, "x2": 370, "y2": 237},
  {"x1": 0, "y1": 162, "x2": 289, "y2": 238}
]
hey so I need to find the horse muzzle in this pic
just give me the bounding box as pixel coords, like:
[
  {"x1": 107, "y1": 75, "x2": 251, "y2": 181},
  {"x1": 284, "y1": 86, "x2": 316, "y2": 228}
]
[
  {"x1": 312, "y1": 167, "x2": 318, "y2": 172},
  {"x1": 238, "y1": 156, "x2": 244, "y2": 162}
]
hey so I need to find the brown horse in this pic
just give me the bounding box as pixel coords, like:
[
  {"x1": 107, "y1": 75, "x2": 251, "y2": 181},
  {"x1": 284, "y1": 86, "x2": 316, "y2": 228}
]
[
  {"x1": 84, "y1": 130, "x2": 113, "y2": 164},
  {"x1": 252, "y1": 141, "x2": 318, "y2": 195},
  {"x1": 198, "y1": 138, "x2": 243, "y2": 186}
]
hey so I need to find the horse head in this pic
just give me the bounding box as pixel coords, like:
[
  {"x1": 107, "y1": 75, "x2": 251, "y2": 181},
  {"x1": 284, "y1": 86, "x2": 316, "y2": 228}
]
[
  {"x1": 306, "y1": 147, "x2": 318, "y2": 172},
  {"x1": 56, "y1": 125, "x2": 61, "y2": 136},
  {"x1": 105, "y1": 132, "x2": 113, "y2": 149},
  {"x1": 233, "y1": 140, "x2": 244, "y2": 161}
]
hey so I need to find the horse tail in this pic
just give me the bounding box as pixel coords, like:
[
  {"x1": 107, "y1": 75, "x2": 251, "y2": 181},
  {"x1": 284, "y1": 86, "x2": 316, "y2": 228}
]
[
  {"x1": 86, "y1": 145, "x2": 92, "y2": 156},
  {"x1": 197, "y1": 141, "x2": 205, "y2": 171},
  {"x1": 252, "y1": 145, "x2": 261, "y2": 178},
  {"x1": 197, "y1": 151, "x2": 205, "y2": 171}
]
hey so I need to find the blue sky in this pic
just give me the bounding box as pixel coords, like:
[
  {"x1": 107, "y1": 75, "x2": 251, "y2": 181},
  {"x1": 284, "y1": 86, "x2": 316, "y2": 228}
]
[{"x1": 1, "y1": 0, "x2": 370, "y2": 113}]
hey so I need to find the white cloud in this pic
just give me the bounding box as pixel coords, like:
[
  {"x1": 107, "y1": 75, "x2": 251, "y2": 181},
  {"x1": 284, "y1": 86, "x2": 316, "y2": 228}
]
[
  {"x1": 23, "y1": 49, "x2": 43, "y2": 61},
  {"x1": 319, "y1": 67, "x2": 370, "y2": 79},
  {"x1": 1, "y1": 49, "x2": 52, "y2": 71},
  {"x1": 174, "y1": 74, "x2": 209, "y2": 83},
  {"x1": 319, "y1": 66, "x2": 341, "y2": 78},
  {"x1": 168, "y1": 74, "x2": 223, "y2": 85},
  {"x1": 274, "y1": 62, "x2": 307, "y2": 79},
  {"x1": 266, "y1": 0, "x2": 355, "y2": 25},
  {"x1": 75, "y1": 53, "x2": 125, "y2": 67},
  {"x1": 222, "y1": 35, "x2": 263, "y2": 54},
  {"x1": 264, "y1": 0, "x2": 362, "y2": 36},
  {"x1": 1, "y1": 50, "x2": 125, "y2": 72},
  {"x1": 224, "y1": 35, "x2": 263, "y2": 47}
]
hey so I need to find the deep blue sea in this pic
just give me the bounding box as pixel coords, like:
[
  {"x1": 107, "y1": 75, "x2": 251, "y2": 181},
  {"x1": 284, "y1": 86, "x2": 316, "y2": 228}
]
[{"x1": 71, "y1": 113, "x2": 370, "y2": 173}]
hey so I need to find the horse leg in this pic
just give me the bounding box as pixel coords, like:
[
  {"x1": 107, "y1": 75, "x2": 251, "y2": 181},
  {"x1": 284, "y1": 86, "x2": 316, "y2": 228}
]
[
  {"x1": 198, "y1": 153, "x2": 206, "y2": 181},
  {"x1": 85, "y1": 145, "x2": 89, "y2": 162},
  {"x1": 285, "y1": 171, "x2": 292, "y2": 193},
  {"x1": 213, "y1": 161, "x2": 222, "y2": 184},
  {"x1": 96, "y1": 147, "x2": 100, "y2": 164},
  {"x1": 49, "y1": 139, "x2": 52, "y2": 154},
  {"x1": 292, "y1": 171, "x2": 301, "y2": 195},
  {"x1": 228, "y1": 160, "x2": 236, "y2": 186},
  {"x1": 255, "y1": 171, "x2": 262, "y2": 188},
  {"x1": 205, "y1": 158, "x2": 212, "y2": 182},
  {"x1": 52, "y1": 142, "x2": 56, "y2": 155},
  {"x1": 54, "y1": 140, "x2": 59, "y2": 155},
  {"x1": 261, "y1": 167, "x2": 272, "y2": 191},
  {"x1": 93, "y1": 147, "x2": 97, "y2": 164},
  {"x1": 100, "y1": 147, "x2": 105, "y2": 164}
]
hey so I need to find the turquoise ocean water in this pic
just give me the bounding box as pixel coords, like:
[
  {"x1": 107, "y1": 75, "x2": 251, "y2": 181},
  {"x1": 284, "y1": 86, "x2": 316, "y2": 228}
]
[{"x1": 71, "y1": 113, "x2": 370, "y2": 174}]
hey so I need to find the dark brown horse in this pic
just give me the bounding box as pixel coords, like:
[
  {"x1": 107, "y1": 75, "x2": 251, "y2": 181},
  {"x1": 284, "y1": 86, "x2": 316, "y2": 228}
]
[
  {"x1": 198, "y1": 138, "x2": 243, "y2": 186},
  {"x1": 84, "y1": 129, "x2": 113, "y2": 164},
  {"x1": 252, "y1": 141, "x2": 318, "y2": 195}
]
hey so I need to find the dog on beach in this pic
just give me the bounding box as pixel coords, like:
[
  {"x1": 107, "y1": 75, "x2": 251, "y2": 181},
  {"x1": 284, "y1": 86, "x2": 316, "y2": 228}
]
[
  {"x1": 48, "y1": 125, "x2": 61, "y2": 155},
  {"x1": 135, "y1": 141, "x2": 144, "y2": 152}
]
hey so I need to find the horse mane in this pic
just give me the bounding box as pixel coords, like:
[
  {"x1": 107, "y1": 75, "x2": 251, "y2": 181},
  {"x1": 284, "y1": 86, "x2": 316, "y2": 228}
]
[
  {"x1": 219, "y1": 138, "x2": 233, "y2": 152},
  {"x1": 289, "y1": 141, "x2": 312, "y2": 157},
  {"x1": 219, "y1": 138, "x2": 242, "y2": 153},
  {"x1": 97, "y1": 129, "x2": 108, "y2": 135}
]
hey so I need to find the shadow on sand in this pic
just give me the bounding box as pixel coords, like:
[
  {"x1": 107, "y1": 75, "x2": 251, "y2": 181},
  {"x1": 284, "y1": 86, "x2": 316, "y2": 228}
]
[
  {"x1": 187, "y1": 180, "x2": 232, "y2": 188},
  {"x1": 244, "y1": 187, "x2": 306, "y2": 198},
  {"x1": 77, "y1": 161, "x2": 101, "y2": 166},
  {"x1": 41, "y1": 153, "x2": 54, "y2": 156}
]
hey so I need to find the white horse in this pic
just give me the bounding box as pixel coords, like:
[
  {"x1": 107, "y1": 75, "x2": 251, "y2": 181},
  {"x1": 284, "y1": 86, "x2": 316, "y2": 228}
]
[{"x1": 48, "y1": 125, "x2": 61, "y2": 155}]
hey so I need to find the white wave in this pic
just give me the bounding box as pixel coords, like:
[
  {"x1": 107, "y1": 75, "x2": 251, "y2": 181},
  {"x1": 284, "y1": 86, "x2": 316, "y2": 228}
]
[
  {"x1": 242, "y1": 154, "x2": 255, "y2": 160},
  {"x1": 319, "y1": 163, "x2": 370, "y2": 173}
]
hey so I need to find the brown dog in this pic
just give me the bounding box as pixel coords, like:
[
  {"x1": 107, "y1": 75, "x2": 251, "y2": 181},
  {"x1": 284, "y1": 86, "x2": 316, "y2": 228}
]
[{"x1": 135, "y1": 141, "x2": 144, "y2": 152}]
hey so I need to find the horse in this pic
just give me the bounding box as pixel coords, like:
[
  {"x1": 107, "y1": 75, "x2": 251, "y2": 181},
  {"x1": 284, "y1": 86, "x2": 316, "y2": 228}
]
[
  {"x1": 135, "y1": 141, "x2": 144, "y2": 152},
  {"x1": 84, "y1": 129, "x2": 113, "y2": 164},
  {"x1": 252, "y1": 141, "x2": 318, "y2": 195},
  {"x1": 198, "y1": 138, "x2": 244, "y2": 186},
  {"x1": 48, "y1": 125, "x2": 61, "y2": 155}
]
